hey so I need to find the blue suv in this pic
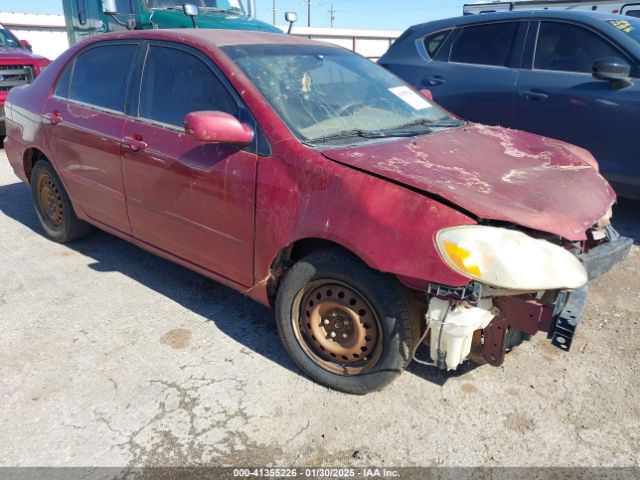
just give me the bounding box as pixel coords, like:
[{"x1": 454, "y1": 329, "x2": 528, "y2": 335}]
[{"x1": 380, "y1": 11, "x2": 640, "y2": 199}]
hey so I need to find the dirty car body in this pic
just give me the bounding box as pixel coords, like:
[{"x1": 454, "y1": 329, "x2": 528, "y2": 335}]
[{"x1": 4, "y1": 29, "x2": 632, "y2": 394}]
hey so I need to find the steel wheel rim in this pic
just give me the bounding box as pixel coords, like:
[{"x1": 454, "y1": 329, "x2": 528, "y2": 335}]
[
  {"x1": 292, "y1": 280, "x2": 383, "y2": 376},
  {"x1": 37, "y1": 173, "x2": 64, "y2": 229}
]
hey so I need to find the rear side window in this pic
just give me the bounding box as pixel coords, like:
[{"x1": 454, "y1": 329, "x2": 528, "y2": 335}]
[
  {"x1": 450, "y1": 22, "x2": 519, "y2": 67},
  {"x1": 138, "y1": 45, "x2": 237, "y2": 127},
  {"x1": 423, "y1": 30, "x2": 451, "y2": 58},
  {"x1": 69, "y1": 44, "x2": 137, "y2": 112},
  {"x1": 535, "y1": 22, "x2": 623, "y2": 73},
  {"x1": 627, "y1": 10, "x2": 640, "y2": 17}
]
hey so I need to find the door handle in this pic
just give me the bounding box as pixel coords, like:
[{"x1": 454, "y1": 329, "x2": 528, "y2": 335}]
[
  {"x1": 121, "y1": 135, "x2": 148, "y2": 153},
  {"x1": 423, "y1": 76, "x2": 446, "y2": 87},
  {"x1": 42, "y1": 111, "x2": 63, "y2": 125},
  {"x1": 520, "y1": 90, "x2": 549, "y2": 101}
]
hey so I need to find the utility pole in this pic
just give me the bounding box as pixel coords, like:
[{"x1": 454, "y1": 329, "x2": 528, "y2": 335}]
[
  {"x1": 272, "y1": 0, "x2": 276, "y2": 25},
  {"x1": 307, "y1": 0, "x2": 311, "y2": 27},
  {"x1": 329, "y1": 4, "x2": 335, "y2": 28}
]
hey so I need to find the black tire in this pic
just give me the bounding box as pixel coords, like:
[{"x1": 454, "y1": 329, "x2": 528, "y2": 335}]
[
  {"x1": 30, "y1": 160, "x2": 92, "y2": 243},
  {"x1": 275, "y1": 249, "x2": 420, "y2": 394}
]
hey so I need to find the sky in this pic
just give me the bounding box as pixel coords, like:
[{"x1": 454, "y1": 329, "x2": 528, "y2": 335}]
[{"x1": 0, "y1": 0, "x2": 464, "y2": 31}]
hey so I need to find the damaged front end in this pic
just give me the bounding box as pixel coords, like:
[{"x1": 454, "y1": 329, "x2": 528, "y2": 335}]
[{"x1": 418, "y1": 222, "x2": 632, "y2": 370}]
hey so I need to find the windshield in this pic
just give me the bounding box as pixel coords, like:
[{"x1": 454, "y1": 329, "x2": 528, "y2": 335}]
[
  {"x1": 222, "y1": 44, "x2": 456, "y2": 146},
  {"x1": 607, "y1": 17, "x2": 640, "y2": 43},
  {"x1": 147, "y1": 0, "x2": 244, "y2": 13},
  {"x1": 0, "y1": 26, "x2": 20, "y2": 48}
]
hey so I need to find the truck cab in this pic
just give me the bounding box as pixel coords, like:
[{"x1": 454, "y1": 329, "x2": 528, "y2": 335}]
[
  {"x1": 0, "y1": 23, "x2": 50, "y2": 134},
  {"x1": 63, "y1": 0, "x2": 282, "y2": 45}
]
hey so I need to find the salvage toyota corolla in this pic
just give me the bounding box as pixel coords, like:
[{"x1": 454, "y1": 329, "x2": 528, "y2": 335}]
[{"x1": 4, "y1": 30, "x2": 632, "y2": 394}]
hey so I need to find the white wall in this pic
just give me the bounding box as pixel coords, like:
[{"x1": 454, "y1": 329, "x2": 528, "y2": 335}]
[
  {"x1": 0, "y1": 12, "x2": 68, "y2": 60},
  {"x1": 286, "y1": 26, "x2": 401, "y2": 60}
]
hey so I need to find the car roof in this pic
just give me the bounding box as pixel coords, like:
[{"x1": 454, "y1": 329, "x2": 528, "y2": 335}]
[
  {"x1": 82, "y1": 28, "x2": 329, "y2": 49},
  {"x1": 407, "y1": 10, "x2": 624, "y2": 33}
]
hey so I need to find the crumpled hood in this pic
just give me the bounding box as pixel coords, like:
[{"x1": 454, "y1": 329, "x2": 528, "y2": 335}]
[{"x1": 322, "y1": 124, "x2": 616, "y2": 240}]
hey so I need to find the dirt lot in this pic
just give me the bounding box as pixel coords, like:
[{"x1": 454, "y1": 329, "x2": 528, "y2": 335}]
[{"x1": 1, "y1": 149, "x2": 639, "y2": 468}]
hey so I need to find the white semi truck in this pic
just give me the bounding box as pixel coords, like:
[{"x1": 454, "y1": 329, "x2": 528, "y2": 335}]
[{"x1": 463, "y1": 1, "x2": 640, "y2": 16}]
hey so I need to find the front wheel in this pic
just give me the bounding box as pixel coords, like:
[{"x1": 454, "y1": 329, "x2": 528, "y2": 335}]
[{"x1": 275, "y1": 249, "x2": 420, "y2": 394}]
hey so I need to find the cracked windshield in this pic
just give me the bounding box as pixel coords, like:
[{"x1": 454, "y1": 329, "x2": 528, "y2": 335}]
[{"x1": 223, "y1": 44, "x2": 459, "y2": 146}]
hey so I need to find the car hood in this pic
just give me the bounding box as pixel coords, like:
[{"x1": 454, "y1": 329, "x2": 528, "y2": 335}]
[
  {"x1": 321, "y1": 124, "x2": 615, "y2": 241},
  {"x1": 0, "y1": 46, "x2": 46, "y2": 62}
]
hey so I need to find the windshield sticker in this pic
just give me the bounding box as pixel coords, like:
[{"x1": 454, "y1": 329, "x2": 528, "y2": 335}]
[
  {"x1": 229, "y1": 0, "x2": 242, "y2": 9},
  {"x1": 609, "y1": 19, "x2": 634, "y2": 34},
  {"x1": 389, "y1": 86, "x2": 432, "y2": 110}
]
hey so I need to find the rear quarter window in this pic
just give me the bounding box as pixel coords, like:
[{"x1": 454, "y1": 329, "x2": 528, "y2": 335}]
[{"x1": 423, "y1": 30, "x2": 452, "y2": 59}]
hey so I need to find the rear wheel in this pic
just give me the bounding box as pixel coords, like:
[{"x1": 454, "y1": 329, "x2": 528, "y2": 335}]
[
  {"x1": 275, "y1": 249, "x2": 420, "y2": 394},
  {"x1": 31, "y1": 160, "x2": 92, "y2": 243}
]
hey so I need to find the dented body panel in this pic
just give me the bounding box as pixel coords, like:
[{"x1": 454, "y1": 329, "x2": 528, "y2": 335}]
[{"x1": 322, "y1": 124, "x2": 615, "y2": 241}]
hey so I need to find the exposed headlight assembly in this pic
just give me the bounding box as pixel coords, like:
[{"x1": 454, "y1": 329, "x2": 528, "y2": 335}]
[{"x1": 436, "y1": 225, "x2": 588, "y2": 291}]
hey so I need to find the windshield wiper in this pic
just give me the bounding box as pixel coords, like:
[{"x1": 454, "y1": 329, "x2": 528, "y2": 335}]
[
  {"x1": 305, "y1": 129, "x2": 390, "y2": 144},
  {"x1": 386, "y1": 118, "x2": 464, "y2": 133}
]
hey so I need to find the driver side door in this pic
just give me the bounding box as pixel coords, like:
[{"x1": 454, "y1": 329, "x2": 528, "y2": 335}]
[{"x1": 121, "y1": 42, "x2": 260, "y2": 286}]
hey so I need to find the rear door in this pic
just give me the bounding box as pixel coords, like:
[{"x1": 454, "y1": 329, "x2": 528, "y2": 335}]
[
  {"x1": 120, "y1": 42, "x2": 259, "y2": 286},
  {"x1": 43, "y1": 41, "x2": 139, "y2": 234},
  {"x1": 513, "y1": 20, "x2": 640, "y2": 195},
  {"x1": 426, "y1": 21, "x2": 527, "y2": 126}
]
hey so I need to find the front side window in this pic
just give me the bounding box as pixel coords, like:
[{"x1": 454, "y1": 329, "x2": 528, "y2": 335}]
[
  {"x1": 450, "y1": 22, "x2": 519, "y2": 67},
  {"x1": 69, "y1": 44, "x2": 137, "y2": 112},
  {"x1": 146, "y1": 0, "x2": 244, "y2": 13},
  {"x1": 223, "y1": 44, "x2": 455, "y2": 145},
  {"x1": 535, "y1": 22, "x2": 624, "y2": 73},
  {"x1": 139, "y1": 45, "x2": 237, "y2": 127}
]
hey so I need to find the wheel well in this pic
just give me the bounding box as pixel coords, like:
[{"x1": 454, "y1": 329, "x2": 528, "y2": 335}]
[
  {"x1": 23, "y1": 148, "x2": 49, "y2": 183},
  {"x1": 266, "y1": 238, "x2": 353, "y2": 306}
]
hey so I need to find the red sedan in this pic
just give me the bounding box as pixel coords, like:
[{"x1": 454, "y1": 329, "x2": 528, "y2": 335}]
[{"x1": 4, "y1": 29, "x2": 631, "y2": 393}]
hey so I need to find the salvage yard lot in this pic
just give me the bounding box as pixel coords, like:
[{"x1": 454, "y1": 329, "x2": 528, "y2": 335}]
[{"x1": 0, "y1": 149, "x2": 639, "y2": 467}]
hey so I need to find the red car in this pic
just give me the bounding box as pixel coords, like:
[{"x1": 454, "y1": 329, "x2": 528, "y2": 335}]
[
  {"x1": 4, "y1": 29, "x2": 631, "y2": 394},
  {"x1": 0, "y1": 23, "x2": 50, "y2": 135}
]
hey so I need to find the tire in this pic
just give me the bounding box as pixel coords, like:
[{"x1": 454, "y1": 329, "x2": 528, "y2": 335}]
[
  {"x1": 30, "y1": 160, "x2": 92, "y2": 243},
  {"x1": 275, "y1": 249, "x2": 420, "y2": 394}
]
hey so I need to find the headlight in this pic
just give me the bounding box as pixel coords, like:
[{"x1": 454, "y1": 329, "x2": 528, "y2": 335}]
[{"x1": 435, "y1": 225, "x2": 588, "y2": 291}]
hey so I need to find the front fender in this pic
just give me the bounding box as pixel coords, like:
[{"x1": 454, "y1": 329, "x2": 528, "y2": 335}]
[{"x1": 253, "y1": 151, "x2": 475, "y2": 302}]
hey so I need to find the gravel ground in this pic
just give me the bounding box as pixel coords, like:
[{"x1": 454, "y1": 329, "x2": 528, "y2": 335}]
[{"x1": 1, "y1": 150, "x2": 639, "y2": 468}]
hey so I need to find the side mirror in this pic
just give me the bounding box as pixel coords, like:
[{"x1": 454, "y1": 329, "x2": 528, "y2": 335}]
[
  {"x1": 183, "y1": 3, "x2": 199, "y2": 28},
  {"x1": 285, "y1": 11, "x2": 298, "y2": 34},
  {"x1": 592, "y1": 57, "x2": 633, "y2": 89},
  {"x1": 101, "y1": 0, "x2": 117, "y2": 14},
  {"x1": 19, "y1": 39, "x2": 32, "y2": 52},
  {"x1": 184, "y1": 111, "x2": 254, "y2": 145},
  {"x1": 419, "y1": 88, "x2": 433, "y2": 101}
]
